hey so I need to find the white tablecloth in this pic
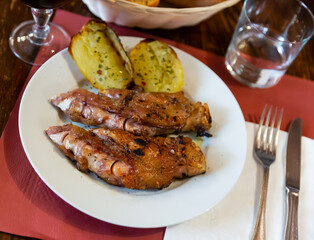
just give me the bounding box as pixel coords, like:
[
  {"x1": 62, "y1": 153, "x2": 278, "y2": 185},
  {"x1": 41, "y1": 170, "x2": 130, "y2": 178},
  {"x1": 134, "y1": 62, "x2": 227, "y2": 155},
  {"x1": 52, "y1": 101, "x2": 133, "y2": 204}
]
[{"x1": 164, "y1": 122, "x2": 314, "y2": 240}]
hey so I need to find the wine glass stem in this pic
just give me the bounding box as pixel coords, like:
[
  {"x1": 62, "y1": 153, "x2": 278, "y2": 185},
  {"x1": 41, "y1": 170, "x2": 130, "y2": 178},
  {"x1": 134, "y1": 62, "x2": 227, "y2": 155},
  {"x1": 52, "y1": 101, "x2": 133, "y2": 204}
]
[{"x1": 31, "y1": 8, "x2": 53, "y2": 44}]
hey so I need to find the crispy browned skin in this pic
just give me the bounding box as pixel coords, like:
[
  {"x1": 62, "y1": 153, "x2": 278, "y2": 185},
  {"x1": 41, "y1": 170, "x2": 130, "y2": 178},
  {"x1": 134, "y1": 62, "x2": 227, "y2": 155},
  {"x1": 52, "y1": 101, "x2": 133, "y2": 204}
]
[
  {"x1": 50, "y1": 88, "x2": 211, "y2": 136},
  {"x1": 46, "y1": 124, "x2": 206, "y2": 189}
]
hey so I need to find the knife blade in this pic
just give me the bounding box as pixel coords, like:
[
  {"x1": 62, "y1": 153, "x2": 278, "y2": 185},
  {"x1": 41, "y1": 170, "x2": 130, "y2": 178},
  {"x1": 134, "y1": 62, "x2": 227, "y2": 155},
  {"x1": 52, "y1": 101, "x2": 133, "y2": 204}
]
[{"x1": 285, "y1": 118, "x2": 302, "y2": 240}]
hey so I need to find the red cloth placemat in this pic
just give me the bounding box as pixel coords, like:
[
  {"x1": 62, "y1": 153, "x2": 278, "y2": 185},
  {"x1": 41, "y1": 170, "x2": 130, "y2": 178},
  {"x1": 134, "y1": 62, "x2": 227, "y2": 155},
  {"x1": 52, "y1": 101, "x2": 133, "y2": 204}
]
[{"x1": 0, "y1": 9, "x2": 314, "y2": 240}]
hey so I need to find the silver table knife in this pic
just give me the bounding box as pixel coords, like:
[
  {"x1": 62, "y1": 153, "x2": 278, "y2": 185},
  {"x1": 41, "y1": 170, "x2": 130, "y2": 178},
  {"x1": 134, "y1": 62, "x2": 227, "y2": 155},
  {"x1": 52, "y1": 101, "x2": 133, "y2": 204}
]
[{"x1": 285, "y1": 118, "x2": 302, "y2": 240}]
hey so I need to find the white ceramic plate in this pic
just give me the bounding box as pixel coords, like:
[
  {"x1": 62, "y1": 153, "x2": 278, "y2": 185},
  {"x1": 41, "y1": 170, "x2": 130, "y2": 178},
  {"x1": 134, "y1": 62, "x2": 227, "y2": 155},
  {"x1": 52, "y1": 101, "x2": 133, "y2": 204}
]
[{"x1": 19, "y1": 36, "x2": 247, "y2": 228}]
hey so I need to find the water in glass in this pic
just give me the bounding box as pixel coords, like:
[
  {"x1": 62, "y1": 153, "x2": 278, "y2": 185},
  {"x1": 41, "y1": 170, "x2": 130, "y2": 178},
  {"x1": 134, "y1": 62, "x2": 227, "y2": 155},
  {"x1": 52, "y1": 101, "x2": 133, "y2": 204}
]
[{"x1": 225, "y1": 24, "x2": 300, "y2": 88}]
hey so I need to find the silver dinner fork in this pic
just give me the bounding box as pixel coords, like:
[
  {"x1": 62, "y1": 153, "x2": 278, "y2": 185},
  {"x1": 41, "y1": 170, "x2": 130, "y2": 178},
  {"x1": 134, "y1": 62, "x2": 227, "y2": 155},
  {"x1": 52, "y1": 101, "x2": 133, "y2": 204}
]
[{"x1": 251, "y1": 105, "x2": 283, "y2": 240}]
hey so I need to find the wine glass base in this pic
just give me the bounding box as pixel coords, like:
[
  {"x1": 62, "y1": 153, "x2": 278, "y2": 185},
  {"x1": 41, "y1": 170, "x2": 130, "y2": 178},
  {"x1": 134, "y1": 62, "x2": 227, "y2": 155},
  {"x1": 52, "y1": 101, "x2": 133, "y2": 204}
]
[{"x1": 9, "y1": 20, "x2": 70, "y2": 66}]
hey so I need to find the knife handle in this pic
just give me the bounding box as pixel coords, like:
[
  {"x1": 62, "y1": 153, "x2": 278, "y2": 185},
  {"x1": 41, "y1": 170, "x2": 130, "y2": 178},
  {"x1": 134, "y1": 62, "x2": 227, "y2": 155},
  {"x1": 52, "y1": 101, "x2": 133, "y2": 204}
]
[{"x1": 285, "y1": 187, "x2": 299, "y2": 240}]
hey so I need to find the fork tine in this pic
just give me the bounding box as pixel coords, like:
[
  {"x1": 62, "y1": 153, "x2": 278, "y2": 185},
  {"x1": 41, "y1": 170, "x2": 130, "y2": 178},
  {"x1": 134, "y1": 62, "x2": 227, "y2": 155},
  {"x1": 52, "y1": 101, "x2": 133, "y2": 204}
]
[
  {"x1": 255, "y1": 105, "x2": 268, "y2": 149},
  {"x1": 267, "y1": 107, "x2": 277, "y2": 152},
  {"x1": 262, "y1": 105, "x2": 272, "y2": 151},
  {"x1": 272, "y1": 108, "x2": 283, "y2": 153}
]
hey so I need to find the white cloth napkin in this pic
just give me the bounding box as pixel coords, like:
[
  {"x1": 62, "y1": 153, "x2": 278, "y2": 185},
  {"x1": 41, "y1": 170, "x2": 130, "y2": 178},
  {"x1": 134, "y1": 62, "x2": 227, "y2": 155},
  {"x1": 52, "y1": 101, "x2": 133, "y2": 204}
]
[{"x1": 164, "y1": 122, "x2": 314, "y2": 240}]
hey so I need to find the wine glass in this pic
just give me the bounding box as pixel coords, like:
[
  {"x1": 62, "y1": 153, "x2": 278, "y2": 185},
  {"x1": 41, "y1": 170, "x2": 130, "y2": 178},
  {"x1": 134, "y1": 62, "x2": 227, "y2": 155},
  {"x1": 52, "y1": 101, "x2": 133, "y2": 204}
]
[{"x1": 9, "y1": 0, "x2": 72, "y2": 66}]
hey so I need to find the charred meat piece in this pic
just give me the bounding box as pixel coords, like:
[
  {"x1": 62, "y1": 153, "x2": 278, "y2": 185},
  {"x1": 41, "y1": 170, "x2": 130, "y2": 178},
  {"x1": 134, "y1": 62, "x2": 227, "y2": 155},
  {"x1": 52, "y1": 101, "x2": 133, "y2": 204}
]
[
  {"x1": 50, "y1": 88, "x2": 211, "y2": 136},
  {"x1": 46, "y1": 124, "x2": 206, "y2": 189},
  {"x1": 92, "y1": 128, "x2": 206, "y2": 179}
]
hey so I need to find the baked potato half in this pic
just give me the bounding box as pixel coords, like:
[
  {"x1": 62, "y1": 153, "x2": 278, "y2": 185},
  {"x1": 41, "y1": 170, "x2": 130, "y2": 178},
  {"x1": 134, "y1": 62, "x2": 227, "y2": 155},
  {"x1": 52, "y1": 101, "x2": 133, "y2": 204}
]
[
  {"x1": 130, "y1": 39, "x2": 184, "y2": 93},
  {"x1": 69, "y1": 20, "x2": 133, "y2": 90}
]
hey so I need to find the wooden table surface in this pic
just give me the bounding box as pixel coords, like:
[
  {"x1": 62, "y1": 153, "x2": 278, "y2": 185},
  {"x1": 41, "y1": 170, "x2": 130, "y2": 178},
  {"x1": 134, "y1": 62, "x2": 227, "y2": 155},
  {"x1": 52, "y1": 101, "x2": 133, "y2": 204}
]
[{"x1": 0, "y1": 0, "x2": 313, "y2": 239}]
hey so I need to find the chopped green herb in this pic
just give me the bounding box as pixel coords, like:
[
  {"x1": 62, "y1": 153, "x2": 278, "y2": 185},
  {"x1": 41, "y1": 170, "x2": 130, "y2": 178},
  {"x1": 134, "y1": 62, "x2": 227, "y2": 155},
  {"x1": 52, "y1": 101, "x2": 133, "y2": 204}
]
[
  {"x1": 166, "y1": 69, "x2": 173, "y2": 74},
  {"x1": 137, "y1": 73, "x2": 144, "y2": 79}
]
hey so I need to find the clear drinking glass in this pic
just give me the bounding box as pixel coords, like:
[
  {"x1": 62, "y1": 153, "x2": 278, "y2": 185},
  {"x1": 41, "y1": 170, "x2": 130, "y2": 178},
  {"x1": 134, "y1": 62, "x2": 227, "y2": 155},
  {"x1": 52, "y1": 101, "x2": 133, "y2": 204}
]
[
  {"x1": 9, "y1": 0, "x2": 72, "y2": 66},
  {"x1": 225, "y1": 0, "x2": 314, "y2": 88}
]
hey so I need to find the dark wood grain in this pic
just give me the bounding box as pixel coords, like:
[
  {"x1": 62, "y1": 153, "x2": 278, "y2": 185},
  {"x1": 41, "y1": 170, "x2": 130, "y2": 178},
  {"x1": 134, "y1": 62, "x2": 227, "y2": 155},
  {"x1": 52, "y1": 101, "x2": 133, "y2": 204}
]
[{"x1": 0, "y1": 0, "x2": 313, "y2": 239}]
